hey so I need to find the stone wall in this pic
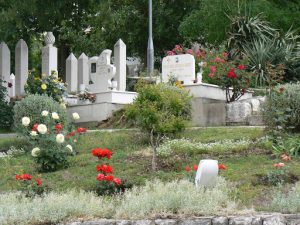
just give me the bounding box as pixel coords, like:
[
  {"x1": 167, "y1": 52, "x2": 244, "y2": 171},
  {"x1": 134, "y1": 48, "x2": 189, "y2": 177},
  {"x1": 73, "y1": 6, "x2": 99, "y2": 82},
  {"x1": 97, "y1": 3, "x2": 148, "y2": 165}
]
[{"x1": 66, "y1": 214, "x2": 300, "y2": 225}]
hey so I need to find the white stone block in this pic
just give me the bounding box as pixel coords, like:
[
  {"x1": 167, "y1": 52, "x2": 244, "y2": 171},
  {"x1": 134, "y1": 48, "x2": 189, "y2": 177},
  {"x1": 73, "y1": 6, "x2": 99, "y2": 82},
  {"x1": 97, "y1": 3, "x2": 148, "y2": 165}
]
[
  {"x1": 78, "y1": 53, "x2": 89, "y2": 90},
  {"x1": 9, "y1": 73, "x2": 15, "y2": 98},
  {"x1": 162, "y1": 54, "x2": 195, "y2": 84},
  {"x1": 66, "y1": 53, "x2": 78, "y2": 92},
  {"x1": 114, "y1": 39, "x2": 126, "y2": 91},
  {"x1": 226, "y1": 102, "x2": 252, "y2": 123},
  {"x1": 0, "y1": 42, "x2": 10, "y2": 84},
  {"x1": 15, "y1": 39, "x2": 28, "y2": 96},
  {"x1": 42, "y1": 32, "x2": 57, "y2": 75}
]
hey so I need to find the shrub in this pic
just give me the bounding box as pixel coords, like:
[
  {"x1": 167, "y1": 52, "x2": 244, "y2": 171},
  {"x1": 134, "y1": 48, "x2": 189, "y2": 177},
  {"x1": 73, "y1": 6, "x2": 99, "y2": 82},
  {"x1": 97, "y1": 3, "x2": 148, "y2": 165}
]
[
  {"x1": 25, "y1": 70, "x2": 67, "y2": 103},
  {"x1": 271, "y1": 182, "x2": 300, "y2": 213},
  {"x1": 0, "y1": 79, "x2": 13, "y2": 130},
  {"x1": 126, "y1": 83, "x2": 192, "y2": 170},
  {"x1": 13, "y1": 94, "x2": 69, "y2": 135},
  {"x1": 263, "y1": 83, "x2": 300, "y2": 133}
]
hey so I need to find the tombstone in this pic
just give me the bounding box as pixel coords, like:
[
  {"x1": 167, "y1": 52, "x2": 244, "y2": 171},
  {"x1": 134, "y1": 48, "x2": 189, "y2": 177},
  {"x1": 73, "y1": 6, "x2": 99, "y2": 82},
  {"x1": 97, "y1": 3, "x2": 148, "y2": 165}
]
[
  {"x1": 42, "y1": 32, "x2": 57, "y2": 75},
  {"x1": 114, "y1": 39, "x2": 126, "y2": 91},
  {"x1": 89, "y1": 50, "x2": 116, "y2": 93},
  {"x1": 78, "y1": 53, "x2": 89, "y2": 90},
  {"x1": 162, "y1": 54, "x2": 195, "y2": 84},
  {"x1": 195, "y1": 159, "x2": 219, "y2": 188},
  {"x1": 9, "y1": 73, "x2": 15, "y2": 98},
  {"x1": 15, "y1": 39, "x2": 28, "y2": 96},
  {"x1": 0, "y1": 42, "x2": 11, "y2": 85},
  {"x1": 66, "y1": 53, "x2": 78, "y2": 92}
]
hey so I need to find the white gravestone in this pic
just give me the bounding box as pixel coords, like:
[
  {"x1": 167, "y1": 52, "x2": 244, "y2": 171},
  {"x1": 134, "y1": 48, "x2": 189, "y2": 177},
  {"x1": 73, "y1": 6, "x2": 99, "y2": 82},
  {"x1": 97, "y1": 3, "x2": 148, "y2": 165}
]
[
  {"x1": 114, "y1": 39, "x2": 126, "y2": 91},
  {"x1": 195, "y1": 159, "x2": 219, "y2": 188},
  {"x1": 66, "y1": 53, "x2": 78, "y2": 92},
  {"x1": 42, "y1": 32, "x2": 57, "y2": 76},
  {"x1": 162, "y1": 54, "x2": 195, "y2": 84},
  {"x1": 15, "y1": 39, "x2": 28, "y2": 96},
  {"x1": 78, "y1": 53, "x2": 89, "y2": 90},
  {"x1": 9, "y1": 73, "x2": 15, "y2": 98},
  {"x1": 89, "y1": 50, "x2": 116, "y2": 93},
  {"x1": 0, "y1": 42, "x2": 11, "y2": 85}
]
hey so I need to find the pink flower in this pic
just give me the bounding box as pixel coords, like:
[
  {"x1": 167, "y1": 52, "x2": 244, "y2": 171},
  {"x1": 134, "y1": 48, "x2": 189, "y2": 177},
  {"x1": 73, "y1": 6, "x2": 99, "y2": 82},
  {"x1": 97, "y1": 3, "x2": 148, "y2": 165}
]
[
  {"x1": 208, "y1": 73, "x2": 214, "y2": 78},
  {"x1": 167, "y1": 51, "x2": 175, "y2": 56},
  {"x1": 97, "y1": 173, "x2": 105, "y2": 181},
  {"x1": 210, "y1": 66, "x2": 216, "y2": 73},
  {"x1": 227, "y1": 68, "x2": 237, "y2": 79},
  {"x1": 186, "y1": 49, "x2": 194, "y2": 55},
  {"x1": 214, "y1": 57, "x2": 225, "y2": 63},
  {"x1": 237, "y1": 65, "x2": 245, "y2": 70},
  {"x1": 223, "y1": 52, "x2": 228, "y2": 58}
]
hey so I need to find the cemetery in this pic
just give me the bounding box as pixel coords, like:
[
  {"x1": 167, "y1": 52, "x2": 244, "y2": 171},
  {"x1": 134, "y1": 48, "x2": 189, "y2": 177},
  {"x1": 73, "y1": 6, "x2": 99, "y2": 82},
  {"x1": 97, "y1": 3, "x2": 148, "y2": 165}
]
[{"x1": 0, "y1": 1, "x2": 300, "y2": 225}]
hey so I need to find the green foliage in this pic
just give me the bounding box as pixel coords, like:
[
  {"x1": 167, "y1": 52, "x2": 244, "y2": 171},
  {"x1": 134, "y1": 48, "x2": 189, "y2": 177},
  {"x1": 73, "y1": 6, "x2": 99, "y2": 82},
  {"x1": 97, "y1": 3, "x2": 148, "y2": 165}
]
[
  {"x1": 0, "y1": 79, "x2": 13, "y2": 130},
  {"x1": 13, "y1": 94, "x2": 69, "y2": 135},
  {"x1": 272, "y1": 135, "x2": 300, "y2": 157},
  {"x1": 263, "y1": 83, "x2": 300, "y2": 133},
  {"x1": 25, "y1": 71, "x2": 67, "y2": 103}
]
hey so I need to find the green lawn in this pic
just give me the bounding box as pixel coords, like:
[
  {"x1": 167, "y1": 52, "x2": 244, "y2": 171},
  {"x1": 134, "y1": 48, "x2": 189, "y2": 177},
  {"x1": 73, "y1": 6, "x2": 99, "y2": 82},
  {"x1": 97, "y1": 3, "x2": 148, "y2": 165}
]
[{"x1": 0, "y1": 127, "x2": 299, "y2": 209}]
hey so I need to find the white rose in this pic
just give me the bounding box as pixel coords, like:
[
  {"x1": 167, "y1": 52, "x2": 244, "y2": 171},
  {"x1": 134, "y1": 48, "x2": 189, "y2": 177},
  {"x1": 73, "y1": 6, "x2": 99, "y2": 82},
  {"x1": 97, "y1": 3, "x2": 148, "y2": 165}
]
[
  {"x1": 31, "y1": 147, "x2": 40, "y2": 157},
  {"x1": 52, "y1": 112, "x2": 59, "y2": 120},
  {"x1": 60, "y1": 103, "x2": 66, "y2": 109},
  {"x1": 56, "y1": 134, "x2": 65, "y2": 143},
  {"x1": 41, "y1": 110, "x2": 49, "y2": 116},
  {"x1": 30, "y1": 131, "x2": 38, "y2": 136},
  {"x1": 72, "y1": 112, "x2": 80, "y2": 120},
  {"x1": 22, "y1": 117, "x2": 30, "y2": 126},
  {"x1": 66, "y1": 144, "x2": 73, "y2": 153},
  {"x1": 37, "y1": 124, "x2": 47, "y2": 134}
]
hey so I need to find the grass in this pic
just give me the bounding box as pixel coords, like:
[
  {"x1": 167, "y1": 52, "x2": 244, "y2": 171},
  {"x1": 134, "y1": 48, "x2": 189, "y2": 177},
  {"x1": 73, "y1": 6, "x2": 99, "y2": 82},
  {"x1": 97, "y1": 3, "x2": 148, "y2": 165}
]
[{"x1": 0, "y1": 127, "x2": 299, "y2": 210}]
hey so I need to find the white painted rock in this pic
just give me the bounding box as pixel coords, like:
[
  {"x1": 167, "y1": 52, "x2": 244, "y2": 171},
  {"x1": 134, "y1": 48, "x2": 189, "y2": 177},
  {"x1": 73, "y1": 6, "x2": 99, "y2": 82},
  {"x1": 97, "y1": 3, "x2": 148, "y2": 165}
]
[{"x1": 195, "y1": 159, "x2": 219, "y2": 188}]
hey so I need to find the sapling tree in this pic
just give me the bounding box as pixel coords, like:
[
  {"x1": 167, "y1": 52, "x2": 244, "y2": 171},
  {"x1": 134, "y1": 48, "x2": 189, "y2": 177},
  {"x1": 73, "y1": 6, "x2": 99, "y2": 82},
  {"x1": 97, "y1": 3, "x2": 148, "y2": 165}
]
[{"x1": 126, "y1": 82, "x2": 192, "y2": 171}]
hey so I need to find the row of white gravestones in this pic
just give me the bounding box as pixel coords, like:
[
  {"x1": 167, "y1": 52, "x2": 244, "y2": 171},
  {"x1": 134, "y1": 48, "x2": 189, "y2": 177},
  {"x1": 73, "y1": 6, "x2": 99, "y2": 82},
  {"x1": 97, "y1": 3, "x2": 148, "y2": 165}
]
[
  {"x1": 65, "y1": 39, "x2": 127, "y2": 93},
  {"x1": 0, "y1": 40, "x2": 28, "y2": 97}
]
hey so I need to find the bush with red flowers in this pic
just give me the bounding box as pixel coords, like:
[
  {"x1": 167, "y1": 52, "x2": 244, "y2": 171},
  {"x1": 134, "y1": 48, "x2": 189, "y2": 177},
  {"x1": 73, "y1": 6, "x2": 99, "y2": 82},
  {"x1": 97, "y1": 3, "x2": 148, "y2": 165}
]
[
  {"x1": 92, "y1": 148, "x2": 131, "y2": 196},
  {"x1": 15, "y1": 172, "x2": 49, "y2": 198}
]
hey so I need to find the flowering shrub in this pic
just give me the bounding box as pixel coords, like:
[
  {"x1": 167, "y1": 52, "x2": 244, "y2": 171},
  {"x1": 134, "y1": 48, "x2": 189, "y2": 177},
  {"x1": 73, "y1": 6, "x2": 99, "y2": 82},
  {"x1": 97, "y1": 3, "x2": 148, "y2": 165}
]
[
  {"x1": 15, "y1": 172, "x2": 47, "y2": 198},
  {"x1": 91, "y1": 147, "x2": 130, "y2": 195},
  {"x1": 25, "y1": 70, "x2": 67, "y2": 103},
  {"x1": 18, "y1": 104, "x2": 85, "y2": 171},
  {"x1": 0, "y1": 79, "x2": 13, "y2": 129}
]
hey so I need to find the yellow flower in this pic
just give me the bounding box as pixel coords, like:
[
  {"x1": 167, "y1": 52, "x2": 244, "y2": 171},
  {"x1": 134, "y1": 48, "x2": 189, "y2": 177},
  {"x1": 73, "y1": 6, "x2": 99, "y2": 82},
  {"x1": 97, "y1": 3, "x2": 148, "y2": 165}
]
[
  {"x1": 42, "y1": 73, "x2": 47, "y2": 78},
  {"x1": 41, "y1": 84, "x2": 47, "y2": 90},
  {"x1": 34, "y1": 77, "x2": 40, "y2": 81}
]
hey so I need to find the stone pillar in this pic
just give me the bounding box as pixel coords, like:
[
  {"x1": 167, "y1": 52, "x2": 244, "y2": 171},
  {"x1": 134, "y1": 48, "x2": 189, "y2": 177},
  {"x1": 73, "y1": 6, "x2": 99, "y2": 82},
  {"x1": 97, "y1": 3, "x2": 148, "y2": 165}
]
[
  {"x1": 114, "y1": 39, "x2": 126, "y2": 91},
  {"x1": 77, "y1": 53, "x2": 89, "y2": 90},
  {"x1": 66, "y1": 53, "x2": 78, "y2": 92},
  {"x1": 9, "y1": 73, "x2": 15, "y2": 98},
  {"x1": 15, "y1": 39, "x2": 28, "y2": 96},
  {"x1": 42, "y1": 32, "x2": 57, "y2": 75},
  {"x1": 0, "y1": 42, "x2": 10, "y2": 85}
]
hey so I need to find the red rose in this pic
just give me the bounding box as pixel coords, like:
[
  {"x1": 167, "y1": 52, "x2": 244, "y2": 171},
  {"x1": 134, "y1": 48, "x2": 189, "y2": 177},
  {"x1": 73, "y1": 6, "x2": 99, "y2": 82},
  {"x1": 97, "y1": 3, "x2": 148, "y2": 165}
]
[
  {"x1": 22, "y1": 174, "x2": 32, "y2": 180},
  {"x1": 97, "y1": 173, "x2": 105, "y2": 181},
  {"x1": 218, "y1": 164, "x2": 227, "y2": 170},
  {"x1": 36, "y1": 178, "x2": 42, "y2": 186},
  {"x1": 96, "y1": 164, "x2": 113, "y2": 173},
  {"x1": 193, "y1": 165, "x2": 198, "y2": 171},
  {"x1": 15, "y1": 174, "x2": 22, "y2": 180},
  {"x1": 237, "y1": 65, "x2": 245, "y2": 70},
  {"x1": 55, "y1": 124, "x2": 63, "y2": 131},
  {"x1": 279, "y1": 87, "x2": 285, "y2": 93},
  {"x1": 185, "y1": 166, "x2": 191, "y2": 172},
  {"x1": 105, "y1": 175, "x2": 114, "y2": 181},
  {"x1": 227, "y1": 68, "x2": 237, "y2": 79},
  {"x1": 76, "y1": 127, "x2": 87, "y2": 133},
  {"x1": 113, "y1": 178, "x2": 121, "y2": 186},
  {"x1": 32, "y1": 123, "x2": 38, "y2": 132}
]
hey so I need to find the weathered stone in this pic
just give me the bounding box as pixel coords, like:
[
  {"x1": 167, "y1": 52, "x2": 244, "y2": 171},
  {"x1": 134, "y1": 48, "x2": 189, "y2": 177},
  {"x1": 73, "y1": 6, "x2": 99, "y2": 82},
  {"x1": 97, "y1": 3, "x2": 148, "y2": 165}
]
[
  {"x1": 289, "y1": 219, "x2": 300, "y2": 225},
  {"x1": 212, "y1": 216, "x2": 228, "y2": 225},
  {"x1": 178, "y1": 218, "x2": 211, "y2": 225},
  {"x1": 226, "y1": 102, "x2": 252, "y2": 123},
  {"x1": 116, "y1": 220, "x2": 132, "y2": 225},
  {"x1": 229, "y1": 216, "x2": 253, "y2": 225},
  {"x1": 81, "y1": 219, "x2": 116, "y2": 225},
  {"x1": 247, "y1": 99, "x2": 261, "y2": 113},
  {"x1": 42, "y1": 32, "x2": 57, "y2": 75},
  {"x1": 15, "y1": 39, "x2": 28, "y2": 95},
  {"x1": 154, "y1": 219, "x2": 177, "y2": 225},
  {"x1": 66, "y1": 53, "x2": 78, "y2": 92},
  {"x1": 251, "y1": 217, "x2": 262, "y2": 225},
  {"x1": 114, "y1": 39, "x2": 126, "y2": 91},
  {"x1": 132, "y1": 220, "x2": 154, "y2": 225},
  {"x1": 0, "y1": 42, "x2": 10, "y2": 84},
  {"x1": 263, "y1": 215, "x2": 286, "y2": 225},
  {"x1": 78, "y1": 53, "x2": 89, "y2": 90}
]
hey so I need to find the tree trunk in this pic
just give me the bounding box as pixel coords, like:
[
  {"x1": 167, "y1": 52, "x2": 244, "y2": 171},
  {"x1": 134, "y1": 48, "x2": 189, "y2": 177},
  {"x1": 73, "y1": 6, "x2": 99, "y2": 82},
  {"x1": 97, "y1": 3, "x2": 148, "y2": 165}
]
[{"x1": 152, "y1": 146, "x2": 157, "y2": 171}]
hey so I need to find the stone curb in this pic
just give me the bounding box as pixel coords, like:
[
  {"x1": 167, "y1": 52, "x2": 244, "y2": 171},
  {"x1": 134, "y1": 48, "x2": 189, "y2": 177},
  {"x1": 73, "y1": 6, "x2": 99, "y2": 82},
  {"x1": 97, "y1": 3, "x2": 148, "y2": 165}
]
[{"x1": 65, "y1": 214, "x2": 300, "y2": 225}]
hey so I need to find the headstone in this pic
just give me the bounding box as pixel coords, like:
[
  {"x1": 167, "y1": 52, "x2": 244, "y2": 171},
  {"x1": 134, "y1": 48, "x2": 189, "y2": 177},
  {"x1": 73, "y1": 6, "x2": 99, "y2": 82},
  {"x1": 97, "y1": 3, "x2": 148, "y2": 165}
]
[
  {"x1": 78, "y1": 53, "x2": 89, "y2": 90},
  {"x1": 42, "y1": 32, "x2": 57, "y2": 75},
  {"x1": 15, "y1": 39, "x2": 28, "y2": 96},
  {"x1": 162, "y1": 54, "x2": 195, "y2": 84},
  {"x1": 195, "y1": 159, "x2": 219, "y2": 188},
  {"x1": 66, "y1": 53, "x2": 78, "y2": 92},
  {"x1": 114, "y1": 39, "x2": 126, "y2": 91},
  {"x1": 9, "y1": 73, "x2": 15, "y2": 98},
  {"x1": 0, "y1": 42, "x2": 11, "y2": 84},
  {"x1": 89, "y1": 50, "x2": 116, "y2": 93}
]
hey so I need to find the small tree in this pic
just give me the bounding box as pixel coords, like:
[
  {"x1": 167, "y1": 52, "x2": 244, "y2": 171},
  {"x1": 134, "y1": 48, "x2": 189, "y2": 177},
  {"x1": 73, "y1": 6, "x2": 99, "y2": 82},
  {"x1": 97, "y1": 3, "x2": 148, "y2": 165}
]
[{"x1": 126, "y1": 82, "x2": 192, "y2": 171}]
